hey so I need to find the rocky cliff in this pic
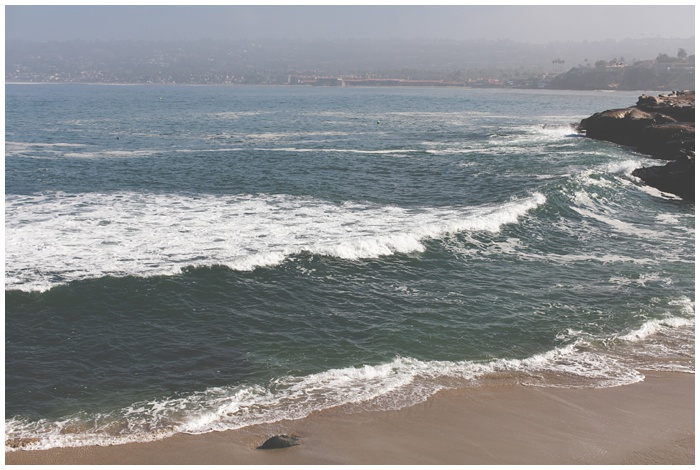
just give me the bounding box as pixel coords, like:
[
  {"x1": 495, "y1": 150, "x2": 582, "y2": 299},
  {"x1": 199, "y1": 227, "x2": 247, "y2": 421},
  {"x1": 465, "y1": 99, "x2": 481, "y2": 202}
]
[{"x1": 577, "y1": 91, "x2": 694, "y2": 200}]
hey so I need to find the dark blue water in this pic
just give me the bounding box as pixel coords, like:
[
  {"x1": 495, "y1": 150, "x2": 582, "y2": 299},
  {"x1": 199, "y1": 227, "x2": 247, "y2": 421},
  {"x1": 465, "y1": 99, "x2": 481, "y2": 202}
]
[{"x1": 5, "y1": 84, "x2": 694, "y2": 450}]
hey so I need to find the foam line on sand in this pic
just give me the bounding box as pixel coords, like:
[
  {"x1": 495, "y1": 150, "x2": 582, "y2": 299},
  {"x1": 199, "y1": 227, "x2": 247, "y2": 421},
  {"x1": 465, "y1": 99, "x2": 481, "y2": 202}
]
[{"x1": 5, "y1": 371, "x2": 694, "y2": 465}]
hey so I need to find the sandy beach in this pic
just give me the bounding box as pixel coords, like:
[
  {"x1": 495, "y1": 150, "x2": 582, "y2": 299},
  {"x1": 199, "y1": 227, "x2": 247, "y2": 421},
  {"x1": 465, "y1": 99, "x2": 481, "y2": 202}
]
[{"x1": 5, "y1": 370, "x2": 694, "y2": 465}]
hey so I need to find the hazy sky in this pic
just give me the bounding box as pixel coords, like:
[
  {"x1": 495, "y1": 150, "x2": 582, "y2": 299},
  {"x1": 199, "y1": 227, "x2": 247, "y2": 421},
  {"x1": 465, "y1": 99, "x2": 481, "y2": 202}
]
[{"x1": 5, "y1": 5, "x2": 696, "y2": 43}]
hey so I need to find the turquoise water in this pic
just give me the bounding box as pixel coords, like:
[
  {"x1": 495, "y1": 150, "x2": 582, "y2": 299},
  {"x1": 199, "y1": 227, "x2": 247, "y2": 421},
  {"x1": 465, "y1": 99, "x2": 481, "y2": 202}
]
[{"x1": 5, "y1": 84, "x2": 694, "y2": 450}]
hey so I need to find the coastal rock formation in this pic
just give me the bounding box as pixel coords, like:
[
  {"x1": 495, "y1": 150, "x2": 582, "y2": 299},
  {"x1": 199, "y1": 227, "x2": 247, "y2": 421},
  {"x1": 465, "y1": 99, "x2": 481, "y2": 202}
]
[
  {"x1": 578, "y1": 107, "x2": 676, "y2": 150},
  {"x1": 636, "y1": 122, "x2": 695, "y2": 159},
  {"x1": 631, "y1": 155, "x2": 695, "y2": 200},
  {"x1": 577, "y1": 91, "x2": 694, "y2": 200},
  {"x1": 636, "y1": 91, "x2": 695, "y2": 122}
]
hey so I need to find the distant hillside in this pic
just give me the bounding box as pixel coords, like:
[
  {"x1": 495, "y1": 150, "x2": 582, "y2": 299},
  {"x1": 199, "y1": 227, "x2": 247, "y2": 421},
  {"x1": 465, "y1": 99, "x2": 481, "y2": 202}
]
[{"x1": 547, "y1": 53, "x2": 695, "y2": 91}]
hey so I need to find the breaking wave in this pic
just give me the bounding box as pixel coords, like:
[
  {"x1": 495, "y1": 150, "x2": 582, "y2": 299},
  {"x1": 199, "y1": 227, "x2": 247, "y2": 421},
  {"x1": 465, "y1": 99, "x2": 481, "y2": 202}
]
[{"x1": 6, "y1": 192, "x2": 545, "y2": 292}]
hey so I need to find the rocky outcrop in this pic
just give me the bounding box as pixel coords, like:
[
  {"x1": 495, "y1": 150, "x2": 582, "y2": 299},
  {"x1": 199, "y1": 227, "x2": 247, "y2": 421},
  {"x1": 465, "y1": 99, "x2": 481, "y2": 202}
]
[
  {"x1": 636, "y1": 91, "x2": 695, "y2": 122},
  {"x1": 635, "y1": 122, "x2": 695, "y2": 159},
  {"x1": 577, "y1": 91, "x2": 694, "y2": 200},
  {"x1": 578, "y1": 107, "x2": 677, "y2": 151},
  {"x1": 631, "y1": 155, "x2": 695, "y2": 200}
]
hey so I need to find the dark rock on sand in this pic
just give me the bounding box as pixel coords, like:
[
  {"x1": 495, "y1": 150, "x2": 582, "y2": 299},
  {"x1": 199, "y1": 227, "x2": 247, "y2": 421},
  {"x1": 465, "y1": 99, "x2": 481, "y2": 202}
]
[
  {"x1": 257, "y1": 434, "x2": 300, "y2": 450},
  {"x1": 577, "y1": 90, "x2": 694, "y2": 201}
]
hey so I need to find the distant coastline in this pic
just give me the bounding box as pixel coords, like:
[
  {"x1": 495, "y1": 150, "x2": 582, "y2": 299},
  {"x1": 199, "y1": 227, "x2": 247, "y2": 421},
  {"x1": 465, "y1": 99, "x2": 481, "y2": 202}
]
[
  {"x1": 6, "y1": 37, "x2": 694, "y2": 91},
  {"x1": 1, "y1": 81, "x2": 684, "y2": 93}
]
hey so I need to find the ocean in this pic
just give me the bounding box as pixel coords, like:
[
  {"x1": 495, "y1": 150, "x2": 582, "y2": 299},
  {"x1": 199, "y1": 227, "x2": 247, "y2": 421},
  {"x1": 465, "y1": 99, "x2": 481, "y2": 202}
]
[{"x1": 5, "y1": 84, "x2": 694, "y2": 451}]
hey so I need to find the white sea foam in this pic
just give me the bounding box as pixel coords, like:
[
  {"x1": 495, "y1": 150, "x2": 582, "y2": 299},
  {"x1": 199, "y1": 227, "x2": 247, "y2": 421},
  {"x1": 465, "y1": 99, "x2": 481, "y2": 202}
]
[
  {"x1": 66, "y1": 149, "x2": 161, "y2": 159},
  {"x1": 655, "y1": 213, "x2": 682, "y2": 225},
  {"x1": 614, "y1": 297, "x2": 695, "y2": 343},
  {"x1": 5, "y1": 191, "x2": 545, "y2": 291},
  {"x1": 484, "y1": 124, "x2": 578, "y2": 148},
  {"x1": 599, "y1": 298, "x2": 695, "y2": 374},
  {"x1": 571, "y1": 190, "x2": 664, "y2": 238},
  {"x1": 535, "y1": 124, "x2": 580, "y2": 139},
  {"x1": 208, "y1": 131, "x2": 361, "y2": 141},
  {"x1": 5, "y1": 141, "x2": 88, "y2": 158},
  {"x1": 209, "y1": 111, "x2": 264, "y2": 119},
  {"x1": 608, "y1": 272, "x2": 674, "y2": 288},
  {"x1": 6, "y1": 141, "x2": 86, "y2": 151},
  {"x1": 617, "y1": 316, "x2": 695, "y2": 342},
  {"x1": 595, "y1": 159, "x2": 686, "y2": 200},
  {"x1": 593, "y1": 159, "x2": 643, "y2": 177},
  {"x1": 633, "y1": 180, "x2": 685, "y2": 200},
  {"x1": 491, "y1": 343, "x2": 645, "y2": 388},
  {"x1": 444, "y1": 238, "x2": 658, "y2": 266},
  {"x1": 230, "y1": 147, "x2": 422, "y2": 156}
]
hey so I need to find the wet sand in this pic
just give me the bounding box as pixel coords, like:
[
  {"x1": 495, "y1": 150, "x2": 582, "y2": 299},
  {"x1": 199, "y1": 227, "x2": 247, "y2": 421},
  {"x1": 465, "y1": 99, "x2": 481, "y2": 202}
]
[{"x1": 5, "y1": 371, "x2": 694, "y2": 465}]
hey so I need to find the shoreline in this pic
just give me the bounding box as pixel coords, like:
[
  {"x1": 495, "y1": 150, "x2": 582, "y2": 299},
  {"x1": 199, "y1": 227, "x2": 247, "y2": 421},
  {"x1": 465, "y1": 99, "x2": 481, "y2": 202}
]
[{"x1": 5, "y1": 371, "x2": 694, "y2": 465}]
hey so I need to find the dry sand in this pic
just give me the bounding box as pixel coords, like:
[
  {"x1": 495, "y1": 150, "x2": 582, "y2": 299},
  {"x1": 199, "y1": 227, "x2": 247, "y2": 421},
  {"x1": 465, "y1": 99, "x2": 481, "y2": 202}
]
[{"x1": 5, "y1": 371, "x2": 694, "y2": 465}]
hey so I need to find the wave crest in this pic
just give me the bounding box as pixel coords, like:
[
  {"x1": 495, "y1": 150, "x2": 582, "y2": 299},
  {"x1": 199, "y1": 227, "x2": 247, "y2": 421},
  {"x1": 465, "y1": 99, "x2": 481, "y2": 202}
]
[{"x1": 6, "y1": 192, "x2": 545, "y2": 291}]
